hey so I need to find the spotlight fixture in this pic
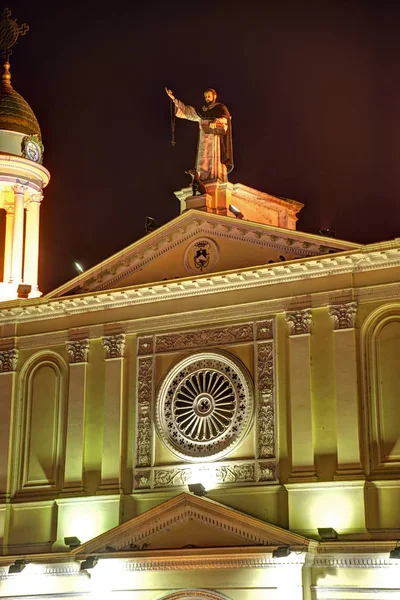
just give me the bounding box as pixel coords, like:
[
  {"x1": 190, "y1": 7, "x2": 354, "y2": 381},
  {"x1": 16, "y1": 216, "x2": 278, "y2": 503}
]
[
  {"x1": 188, "y1": 483, "x2": 207, "y2": 497},
  {"x1": 272, "y1": 546, "x2": 291, "y2": 558},
  {"x1": 389, "y1": 547, "x2": 400, "y2": 559},
  {"x1": 80, "y1": 556, "x2": 98, "y2": 571},
  {"x1": 228, "y1": 204, "x2": 244, "y2": 219},
  {"x1": 318, "y1": 527, "x2": 339, "y2": 541},
  {"x1": 8, "y1": 559, "x2": 27, "y2": 574},
  {"x1": 64, "y1": 536, "x2": 81, "y2": 549},
  {"x1": 17, "y1": 284, "x2": 31, "y2": 299},
  {"x1": 319, "y1": 228, "x2": 336, "y2": 238},
  {"x1": 145, "y1": 216, "x2": 157, "y2": 234}
]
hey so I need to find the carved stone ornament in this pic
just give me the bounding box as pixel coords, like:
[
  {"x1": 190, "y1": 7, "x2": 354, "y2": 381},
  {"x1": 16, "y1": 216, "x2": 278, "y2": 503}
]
[
  {"x1": 285, "y1": 308, "x2": 312, "y2": 335},
  {"x1": 66, "y1": 339, "x2": 89, "y2": 363},
  {"x1": 155, "y1": 323, "x2": 254, "y2": 353},
  {"x1": 12, "y1": 183, "x2": 28, "y2": 195},
  {"x1": 0, "y1": 348, "x2": 18, "y2": 372},
  {"x1": 156, "y1": 351, "x2": 254, "y2": 462},
  {"x1": 184, "y1": 237, "x2": 219, "y2": 274},
  {"x1": 256, "y1": 320, "x2": 274, "y2": 340},
  {"x1": 136, "y1": 357, "x2": 154, "y2": 468},
  {"x1": 257, "y1": 341, "x2": 275, "y2": 459},
  {"x1": 152, "y1": 462, "x2": 256, "y2": 489},
  {"x1": 102, "y1": 333, "x2": 126, "y2": 359},
  {"x1": 329, "y1": 302, "x2": 357, "y2": 330},
  {"x1": 258, "y1": 461, "x2": 276, "y2": 481},
  {"x1": 137, "y1": 336, "x2": 154, "y2": 356}
]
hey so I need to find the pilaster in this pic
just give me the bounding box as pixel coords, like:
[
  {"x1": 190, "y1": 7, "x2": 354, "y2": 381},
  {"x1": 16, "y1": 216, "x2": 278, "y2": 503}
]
[
  {"x1": 99, "y1": 333, "x2": 126, "y2": 493},
  {"x1": 0, "y1": 348, "x2": 18, "y2": 501},
  {"x1": 63, "y1": 339, "x2": 90, "y2": 494},
  {"x1": 329, "y1": 302, "x2": 363, "y2": 478},
  {"x1": 286, "y1": 309, "x2": 316, "y2": 481}
]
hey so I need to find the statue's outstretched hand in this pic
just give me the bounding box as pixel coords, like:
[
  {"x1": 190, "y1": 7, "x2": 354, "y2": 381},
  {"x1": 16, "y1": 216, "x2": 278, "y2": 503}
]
[{"x1": 165, "y1": 87, "x2": 175, "y2": 101}]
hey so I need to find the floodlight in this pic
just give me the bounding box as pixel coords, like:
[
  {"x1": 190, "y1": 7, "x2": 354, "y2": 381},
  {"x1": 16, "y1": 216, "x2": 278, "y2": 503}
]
[
  {"x1": 188, "y1": 483, "x2": 207, "y2": 496},
  {"x1": 145, "y1": 216, "x2": 157, "y2": 234},
  {"x1": 17, "y1": 284, "x2": 31, "y2": 299},
  {"x1": 319, "y1": 228, "x2": 336, "y2": 238},
  {"x1": 318, "y1": 527, "x2": 339, "y2": 541},
  {"x1": 8, "y1": 560, "x2": 27, "y2": 574},
  {"x1": 80, "y1": 556, "x2": 98, "y2": 571},
  {"x1": 228, "y1": 204, "x2": 244, "y2": 219},
  {"x1": 64, "y1": 536, "x2": 81, "y2": 549},
  {"x1": 390, "y1": 547, "x2": 400, "y2": 559},
  {"x1": 272, "y1": 546, "x2": 291, "y2": 558}
]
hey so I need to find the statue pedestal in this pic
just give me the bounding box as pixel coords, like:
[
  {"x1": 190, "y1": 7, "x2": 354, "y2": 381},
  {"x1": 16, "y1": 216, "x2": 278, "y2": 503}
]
[{"x1": 175, "y1": 181, "x2": 304, "y2": 230}]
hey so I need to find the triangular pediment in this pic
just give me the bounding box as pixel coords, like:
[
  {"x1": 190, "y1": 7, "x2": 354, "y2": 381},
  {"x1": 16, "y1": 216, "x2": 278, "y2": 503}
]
[
  {"x1": 48, "y1": 205, "x2": 360, "y2": 298},
  {"x1": 72, "y1": 493, "x2": 310, "y2": 555}
]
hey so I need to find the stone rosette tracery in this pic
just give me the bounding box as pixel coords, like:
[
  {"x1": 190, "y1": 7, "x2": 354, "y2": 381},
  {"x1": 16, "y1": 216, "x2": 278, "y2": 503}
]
[{"x1": 156, "y1": 351, "x2": 254, "y2": 462}]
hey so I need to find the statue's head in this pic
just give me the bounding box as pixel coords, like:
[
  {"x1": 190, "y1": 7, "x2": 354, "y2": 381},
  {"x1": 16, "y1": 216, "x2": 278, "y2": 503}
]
[{"x1": 204, "y1": 88, "x2": 217, "y2": 104}]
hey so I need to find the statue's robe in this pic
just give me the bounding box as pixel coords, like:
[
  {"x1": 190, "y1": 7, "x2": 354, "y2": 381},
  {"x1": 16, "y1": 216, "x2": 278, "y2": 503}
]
[{"x1": 174, "y1": 99, "x2": 233, "y2": 183}]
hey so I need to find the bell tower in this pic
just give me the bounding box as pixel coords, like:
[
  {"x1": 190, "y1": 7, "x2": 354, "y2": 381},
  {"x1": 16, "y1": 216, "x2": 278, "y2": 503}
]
[{"x1": 0, "y1": 9, "x2": 50, "y2": 301}]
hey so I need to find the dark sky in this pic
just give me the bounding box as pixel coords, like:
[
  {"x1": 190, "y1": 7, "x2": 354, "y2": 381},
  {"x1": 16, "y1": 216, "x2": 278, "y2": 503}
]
[{"x1": 5, "y1": 0, "x2": 400, "y2": 293}]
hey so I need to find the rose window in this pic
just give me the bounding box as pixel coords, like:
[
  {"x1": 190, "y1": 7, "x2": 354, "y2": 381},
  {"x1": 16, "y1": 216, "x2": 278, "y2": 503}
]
[{"x1": 156, "y1": 351, "x2": 254, "y2": 461}]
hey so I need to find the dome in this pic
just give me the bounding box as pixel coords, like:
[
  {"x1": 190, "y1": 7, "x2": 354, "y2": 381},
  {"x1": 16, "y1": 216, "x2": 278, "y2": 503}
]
[{"x1": 0, "y1": 62, "x2": 41, "y2": 138}]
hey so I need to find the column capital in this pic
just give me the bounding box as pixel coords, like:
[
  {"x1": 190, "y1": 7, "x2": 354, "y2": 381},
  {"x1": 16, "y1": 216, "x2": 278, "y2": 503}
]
[
  {"x1": 4, "y1": 204, "x2": 14, "y2": 215},
  {"x1": 102, "y1": 333, "x2": 126, "y2": 359},
  {"x1": 329, "y1": 302, "x2": 357, "y2": 330},
  {"x1": 12, "y1": 183, "x2": 28, "y2": 195},
  {"x1": 0, "y1": 349, "x2": 19, "y2": 373},
  {"x1": 285, "y1": 308, "x2": 312, "y2": 335},
  {"x1": 27, "y1": 193, "x2": 43, "y2": 205},
  {"x1": 66, "y1": 339, "x2": 90, "y2": 364}
]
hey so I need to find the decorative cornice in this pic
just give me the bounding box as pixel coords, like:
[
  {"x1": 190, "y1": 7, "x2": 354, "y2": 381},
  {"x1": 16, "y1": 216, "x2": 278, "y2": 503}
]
[
  {"x1": 102, "y1": 334, "x2": 126, "y2": 359},
  {"x1": 329, "y1": 302, "x2": 357, "y2": 330},
  {"x1": 66, "y1": 339, "x2": 90, "y2": 363},
  {"x1": 0, "y1": 348, "x2": 18, "y2": 372},
  {"x1": 285, "y1": 308, "x2": 312, "y2": 335},
  {"x1": 1, "y1": 246, "x2": 400, "y2": 326}
]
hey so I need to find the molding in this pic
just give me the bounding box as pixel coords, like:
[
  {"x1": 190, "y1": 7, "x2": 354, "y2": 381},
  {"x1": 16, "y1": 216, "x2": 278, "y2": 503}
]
[
  {"x1": 329, "y1": 302, "x2": 357, "y2": 330},
  {"x1": 0, "y1": 348, "x2": 18, "y2": 372},
  {"x1": 135, "y1": 356, "x2": 153, "y2": 468},
  {"x1": 2, "y1": 244, "x2": 400, "y2": 326},
  {"x1": 257, "y1": 340, "x2": 276, "y2": 459},
  {"x1": 102, "y1": 334, "x2": 126, "y2": 359},
  {"x1": 65, "y1": 339, "x2": 89, "y2": 363},
  {"x1": 312, "y1": 553, "x2": 400, "y2": 568},
  {"x1": 134, "y1": 319, "x2": 276, "y2": 489}
]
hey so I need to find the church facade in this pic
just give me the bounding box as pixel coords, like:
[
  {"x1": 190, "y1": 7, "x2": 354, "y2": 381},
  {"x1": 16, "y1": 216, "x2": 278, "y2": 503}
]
[{"x1": 1, "y1": 16, "x2": 400, "y2": 600}]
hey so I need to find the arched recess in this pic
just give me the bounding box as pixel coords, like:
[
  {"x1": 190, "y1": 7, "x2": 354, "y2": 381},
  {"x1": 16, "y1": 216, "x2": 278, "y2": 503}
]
[
  {"x1": 157, "y1": 591, "x2": 231, "y2": 600},
  {"x1": 14, "y1": 350, "x2": 68, "y2": 496},
  {"x1": 361, "y1": 304, "x2": 400, "y2": 474}
]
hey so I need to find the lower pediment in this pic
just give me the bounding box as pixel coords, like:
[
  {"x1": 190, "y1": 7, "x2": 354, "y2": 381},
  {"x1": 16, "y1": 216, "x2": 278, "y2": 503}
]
[{"x1": 72, "y1": 493, "x2": 310, "y2": 556}]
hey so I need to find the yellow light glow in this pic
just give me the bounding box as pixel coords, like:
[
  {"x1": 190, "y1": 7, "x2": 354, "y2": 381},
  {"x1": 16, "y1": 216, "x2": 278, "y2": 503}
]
[
  {"x1": 310, "y1": 491, "x2": 355, "y2": 531},
  {"x1": 188, "y1": 464, "x2": 217, "y2": 490}
]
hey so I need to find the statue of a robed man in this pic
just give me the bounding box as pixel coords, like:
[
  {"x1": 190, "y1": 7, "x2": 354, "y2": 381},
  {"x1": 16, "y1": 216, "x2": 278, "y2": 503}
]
[{"x1": 165, "y1": 87, "x2": 233, "y2": 183}]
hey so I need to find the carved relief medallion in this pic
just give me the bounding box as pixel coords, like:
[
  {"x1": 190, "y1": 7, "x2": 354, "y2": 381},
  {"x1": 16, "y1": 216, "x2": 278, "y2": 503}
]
[
  {"x1": 184, "y1": 237, "x2": 219, "y2": 274},
  {"x1": 156, "y1": 351, "x2": 254, "y2": 462}
]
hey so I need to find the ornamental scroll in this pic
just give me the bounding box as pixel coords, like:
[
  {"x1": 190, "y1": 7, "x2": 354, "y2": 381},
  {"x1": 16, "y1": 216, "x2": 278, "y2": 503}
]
[{"x1": 134, "y1": 319, "x2": 277, "y2": 490}]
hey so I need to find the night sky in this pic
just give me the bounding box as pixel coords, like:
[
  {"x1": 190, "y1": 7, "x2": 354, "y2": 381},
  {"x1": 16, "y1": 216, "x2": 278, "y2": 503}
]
[{"x1": 4, "y1": 0, "x2": 400, "y2": 293}]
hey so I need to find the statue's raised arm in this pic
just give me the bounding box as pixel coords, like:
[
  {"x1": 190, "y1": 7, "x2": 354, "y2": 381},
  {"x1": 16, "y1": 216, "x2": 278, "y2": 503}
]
[{"x1": 166, "y1": 87, "x2": 233, "y2": 183}]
